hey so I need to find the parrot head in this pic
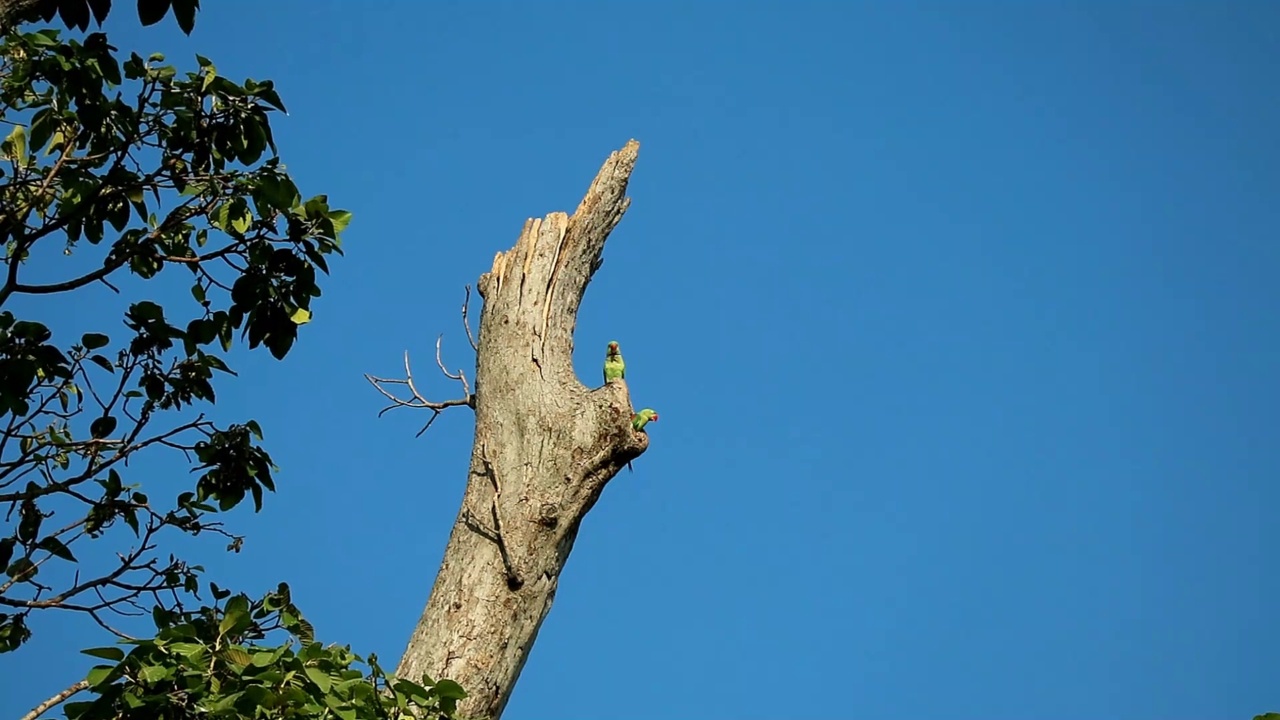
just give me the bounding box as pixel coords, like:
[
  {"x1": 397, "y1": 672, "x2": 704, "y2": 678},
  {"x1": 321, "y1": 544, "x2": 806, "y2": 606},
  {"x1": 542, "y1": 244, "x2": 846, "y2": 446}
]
[{"x1": 607, "y1": 340, "x2": 620, "y2": 356}]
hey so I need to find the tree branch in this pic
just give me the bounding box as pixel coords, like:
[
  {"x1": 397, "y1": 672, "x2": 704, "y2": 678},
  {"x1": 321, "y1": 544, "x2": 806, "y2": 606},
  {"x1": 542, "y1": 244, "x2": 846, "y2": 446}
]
[
  {"x1": 461, "y1": 285, "x2": 479, "y2": 352},
  {"x1": 20, "y1": 679, "x2": 88, "y2": 720},
  {"x1": 365, "y1": 345, "x2": 474, "y2": 437}
]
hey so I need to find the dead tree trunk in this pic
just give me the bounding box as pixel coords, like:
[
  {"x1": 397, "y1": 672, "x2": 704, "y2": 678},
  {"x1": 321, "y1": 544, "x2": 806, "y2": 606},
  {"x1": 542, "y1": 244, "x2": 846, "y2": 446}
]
[{"x1": 389, "y1": 141, "x2": 647, "y2": 720}]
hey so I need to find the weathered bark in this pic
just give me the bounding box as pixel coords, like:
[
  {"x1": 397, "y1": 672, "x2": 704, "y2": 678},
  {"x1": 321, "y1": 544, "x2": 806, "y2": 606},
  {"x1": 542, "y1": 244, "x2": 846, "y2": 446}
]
[{"x1": 395, "y1": 140, "x2": 647, "y2": 720}]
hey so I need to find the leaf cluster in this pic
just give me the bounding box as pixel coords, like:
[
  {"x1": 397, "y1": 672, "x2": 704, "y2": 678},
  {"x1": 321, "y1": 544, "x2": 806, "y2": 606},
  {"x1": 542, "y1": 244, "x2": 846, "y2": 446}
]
[
  {"x1": 13, "y1": 0, "x2": 201, "y2": 36},
  {"x1": 0, "y1": 11, "x2": 470, "y2": 720},
  {"x1": 0, "y1": 20, "x2": 349, "y2": 652},
  {"x1": 70, "y1": 582, "x2": 466, "y2": 720}
]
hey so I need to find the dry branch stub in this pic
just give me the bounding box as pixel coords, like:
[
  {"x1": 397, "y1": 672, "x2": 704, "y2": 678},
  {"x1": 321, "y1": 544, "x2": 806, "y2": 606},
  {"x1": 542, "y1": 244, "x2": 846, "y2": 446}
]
[{"x1": 394, "y1": 140, "x2": 647, "y2": 720}]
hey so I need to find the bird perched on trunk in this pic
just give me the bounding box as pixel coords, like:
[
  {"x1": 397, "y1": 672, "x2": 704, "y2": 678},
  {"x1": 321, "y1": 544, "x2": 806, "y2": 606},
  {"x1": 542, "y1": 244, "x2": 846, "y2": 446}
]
[
  {"x1": 626, "y1": 408, "x2": 659, "y2": 473},
  {"x1": 603, "y1": 340, "x2": 626, "y2": 384},
  {"x1": 632, "y1": 408, "x2": 658, "y2": 431}
]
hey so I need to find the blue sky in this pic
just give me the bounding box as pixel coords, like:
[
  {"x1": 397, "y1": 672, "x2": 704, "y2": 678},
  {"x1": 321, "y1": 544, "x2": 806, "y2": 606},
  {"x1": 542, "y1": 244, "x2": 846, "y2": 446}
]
[{"x1": 3, "y1": 2, "x2": 1279, "y2": 718}]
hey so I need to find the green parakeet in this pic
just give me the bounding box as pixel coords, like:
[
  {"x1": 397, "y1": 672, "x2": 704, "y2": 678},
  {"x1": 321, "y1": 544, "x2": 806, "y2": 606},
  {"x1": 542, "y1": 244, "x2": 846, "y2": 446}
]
[
  {"x1": 627, "y1": 408, "x2": 659, "y2": 472},
  {"x1": 603, "y1": 340, "x2": 625, "y2": 384},
  {"x1": 632, "y1": 408, "x2": 658, "y2": 431}
]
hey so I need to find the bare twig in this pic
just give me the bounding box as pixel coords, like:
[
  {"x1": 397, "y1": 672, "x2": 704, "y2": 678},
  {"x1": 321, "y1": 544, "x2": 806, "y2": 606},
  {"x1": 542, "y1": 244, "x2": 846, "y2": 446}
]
[
  {"x1": 20, "y1": 680, "x2": 89, "y2": 720},
  {"x1": 365, "y1": 285, "x2": 481, "y2": 436},
  {"x1": 364, "y1": 350, "x2": 473, "y2": 437},
  {"x1": 462, "y1": 284, "x2": 479, "y2": 352},
  {"x1": 434, "y1": 334, "x2": 472, "y2": 398},
  {"x1": 86, "y1": 607, "x2": 136, "y2": 641}
]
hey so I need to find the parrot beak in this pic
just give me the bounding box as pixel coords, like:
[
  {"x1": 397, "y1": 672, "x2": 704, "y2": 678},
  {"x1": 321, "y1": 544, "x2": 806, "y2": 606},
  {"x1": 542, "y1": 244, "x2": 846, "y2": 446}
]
[{"x1": 651, "y1": 414, "x2": 659, "y2": 422}]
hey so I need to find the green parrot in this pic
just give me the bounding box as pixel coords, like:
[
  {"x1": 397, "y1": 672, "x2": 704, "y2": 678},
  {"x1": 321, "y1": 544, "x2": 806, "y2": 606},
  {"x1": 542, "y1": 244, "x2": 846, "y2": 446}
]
[
  {"x1": 603, "y1": 340, "x2": 625, "y2": 384},
  {"x1": 626, "y1": 408, "x2": 659, "y2": 472},
  {"x1": 631, "y1": 408, "x2": 658, "y2": 431}
]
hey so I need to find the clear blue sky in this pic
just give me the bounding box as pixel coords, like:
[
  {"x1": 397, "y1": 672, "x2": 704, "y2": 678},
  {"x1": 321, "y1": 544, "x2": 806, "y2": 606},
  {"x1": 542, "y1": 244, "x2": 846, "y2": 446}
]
[{"x1": 3, "y1": 2, "x2": 1278, "y2": 718}]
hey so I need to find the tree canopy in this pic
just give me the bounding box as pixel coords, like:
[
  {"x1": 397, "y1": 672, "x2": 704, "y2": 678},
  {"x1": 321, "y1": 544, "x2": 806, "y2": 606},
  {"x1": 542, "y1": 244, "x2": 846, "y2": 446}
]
[{"x1": 0, "y1": 3, "x2": 464, "y2": 718}]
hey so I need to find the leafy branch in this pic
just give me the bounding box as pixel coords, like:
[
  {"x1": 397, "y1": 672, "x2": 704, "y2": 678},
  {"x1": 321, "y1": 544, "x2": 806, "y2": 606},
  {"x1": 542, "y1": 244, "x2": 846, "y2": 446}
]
[
  {"x1": 57, "y1": 583, "x2": 467, "y2": 720},
  {"x1": 0, "y1": 24, "x2": 350, "y2": 654}
]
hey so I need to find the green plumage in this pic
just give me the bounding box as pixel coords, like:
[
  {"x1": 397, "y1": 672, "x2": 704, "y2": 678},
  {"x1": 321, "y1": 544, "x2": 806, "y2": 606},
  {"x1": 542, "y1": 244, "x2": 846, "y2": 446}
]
[
  {"x1": 632, "y1": 408, "x2": 658, "y2": 431},
  {"x1": 627, "y1": 408, "x2": 659, "y2": 472},
  {"x1": 603, "y1": 340, "x2": 626, "y2": 384}
]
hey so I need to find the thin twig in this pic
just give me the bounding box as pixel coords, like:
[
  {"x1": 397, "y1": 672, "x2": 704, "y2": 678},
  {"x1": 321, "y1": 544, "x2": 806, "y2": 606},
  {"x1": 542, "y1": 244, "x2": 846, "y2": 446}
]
[
  {"x1": 87, "y1": 607, "x2": 136, "y2": 641},
  {"x1": 435, "y1": 334, "x2": 471, "y2": 397},
  {"x1": 364, "y1": 350, "x2": 473, "y2": 437},
  {"x1": 462, "y1": 284, "x2": 478, "y2": 352}
]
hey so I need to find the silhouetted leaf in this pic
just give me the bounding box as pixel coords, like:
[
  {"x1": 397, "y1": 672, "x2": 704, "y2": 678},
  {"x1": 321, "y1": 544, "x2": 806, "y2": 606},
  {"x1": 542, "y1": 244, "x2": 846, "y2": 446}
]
[
  {"x1": 37, "y1": 536, "x2": 76, "y2": 562},
  {"x1": 171, "y1": 0, "x2": 196, "y2": 33},
  {"x1": 136, "y1": 0, "x2": 170, "y2": 26},
  {"x1": 89, "y1": 414, "x2": 117, "y2": 439},
  {"x1": 81, "y1": 646, "x2": 126, "y2": 662},
  {"x1": 81, "y1": 332, "x2": 110, "y2": 349}
]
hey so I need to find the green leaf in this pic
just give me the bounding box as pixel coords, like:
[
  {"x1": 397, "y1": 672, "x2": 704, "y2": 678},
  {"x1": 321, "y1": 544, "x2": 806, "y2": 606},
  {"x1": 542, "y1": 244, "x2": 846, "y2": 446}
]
[
  {"x1": 81, "y1": 332, "x2": 110, "y2": 350},
  {"x1": 254, "y1": 83, "x2": 288, "y2": 114},
  {"x1": 80, "y1": 646, "x2": 125, "y2": 662},
  {"x1": 304, "y1": 666, "x2": 331, "y2": 693},
  {"x1": 85, "y1": 664, "x2": 115, "y2": 687},
  {"x1": 290, "y1": 308, "x2": 311, "y2": 325},
  {"x1": 138, "y1": 664, "x2": 170, "y2": 682},
  {"x1": 222, "y1": 647, "x2": 253, "y2": 666},
  {"x1": 4, "y1": 126, "x2": 28, "y2": 165},
  {"x1": 37, "y1": 536, "x2": 77, "y2": 562},
  {"x1": 328, "y1": 209, "x2": 352, "y2": 234},
  {"x1": 432, "y1": 679, "x2": 468, "y2": 700},
  {"x1": 27, "y1": 109, "x2": 55, "y2": 157},
  {"x1": 214, "y1": 198, "x2": 253, "y2": 234},
  {"x1": 231, "y1": 210, "x2": 252, "y2": 234},
  {"x1": 219, "y1": 594, "x2": 251, "y2": 635},
  {"x1": 167, "y1": 641, "x2": 205, "y2": 658}
]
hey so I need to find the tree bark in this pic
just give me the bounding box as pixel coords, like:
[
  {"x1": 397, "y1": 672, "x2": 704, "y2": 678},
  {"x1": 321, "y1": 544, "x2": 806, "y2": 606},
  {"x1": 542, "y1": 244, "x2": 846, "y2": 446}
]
[{"x1": 395, "y1": 140, "x2": 647, "y2": 720}]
